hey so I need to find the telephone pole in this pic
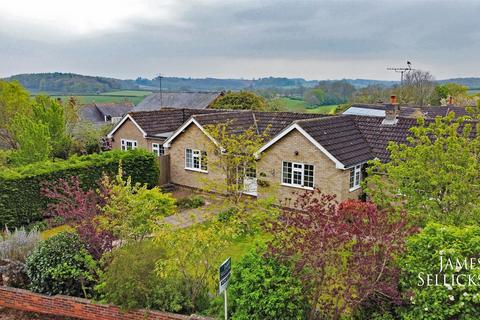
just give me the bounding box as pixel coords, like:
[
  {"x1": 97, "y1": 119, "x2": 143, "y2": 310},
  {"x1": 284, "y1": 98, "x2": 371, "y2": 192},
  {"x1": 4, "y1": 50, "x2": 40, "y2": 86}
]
[{"x1": 158, "y1": 74, "x2": 163, "y2": 107}]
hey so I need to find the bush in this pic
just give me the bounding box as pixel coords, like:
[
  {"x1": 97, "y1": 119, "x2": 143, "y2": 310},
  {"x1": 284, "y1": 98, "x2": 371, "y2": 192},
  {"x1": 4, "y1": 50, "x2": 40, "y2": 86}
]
[
  {"x1": 176, "y1": 195, "x2": 205, "y2": 210},
  {"x1": 399, "y1": 223, "x2": 480, "y2": 319},
  {"x1": 26, "y1": 232, "x2": 98, "y2": 297},
  {"x1": 229, "y1": 249, "x2": 307, "y2": 320},
  {"x1": 0, "y1": 227, "x2": 41, "y2": 262},
  {"x1": 0, "y1": 149, "x2": 159, "y2": 228},
  {"x1": 217, "y1": 207, "x2": 239, "y2": 222},
  {"x1": 98, "y1": 240, "x2": 189, "y2": 312}
]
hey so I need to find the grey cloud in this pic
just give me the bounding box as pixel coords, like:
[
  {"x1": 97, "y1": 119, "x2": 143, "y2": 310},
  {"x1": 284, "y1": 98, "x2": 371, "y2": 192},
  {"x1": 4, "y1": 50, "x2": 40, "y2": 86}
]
[{"x1": 1, "y1": 0, "x2": 480, "y2": 79}]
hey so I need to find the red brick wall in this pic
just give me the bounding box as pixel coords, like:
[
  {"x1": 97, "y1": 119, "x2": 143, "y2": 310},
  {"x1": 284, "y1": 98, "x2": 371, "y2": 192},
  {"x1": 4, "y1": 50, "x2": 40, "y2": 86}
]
[{"x1": 0, "y1": 286, "x2": 210, "y2": 320}]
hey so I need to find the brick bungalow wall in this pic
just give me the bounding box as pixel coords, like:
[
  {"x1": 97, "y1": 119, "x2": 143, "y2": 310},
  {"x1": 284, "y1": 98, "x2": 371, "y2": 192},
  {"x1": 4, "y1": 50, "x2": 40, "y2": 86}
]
[
  {"x1": 0, "y1": 286, "x2": 210, "y2": 320},
  {"x1": 167, "y1": 124, "x2": 225, "y2": 191},
  {"x1": 258, "y1": 129, "x2": 362, "y2": 206}
]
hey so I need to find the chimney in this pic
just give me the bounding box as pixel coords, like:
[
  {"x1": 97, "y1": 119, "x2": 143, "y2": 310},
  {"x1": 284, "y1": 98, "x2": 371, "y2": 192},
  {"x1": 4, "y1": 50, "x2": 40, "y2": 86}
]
[
  {"x1": 382, "y1": 95, "x2": 399, "y2": 125},
  {"x1": 390, "y1": 95, "x2": 397, "y2": 104},
  {"x1": 447, "y1": 95, "x2": 454, "y2": 106}
]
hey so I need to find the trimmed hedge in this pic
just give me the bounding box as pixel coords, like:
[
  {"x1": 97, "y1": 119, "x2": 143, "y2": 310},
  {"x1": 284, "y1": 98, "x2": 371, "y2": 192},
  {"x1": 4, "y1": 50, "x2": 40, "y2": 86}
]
[{"x1": 0, "y1": 149, "x2": 159, "y2": 228}]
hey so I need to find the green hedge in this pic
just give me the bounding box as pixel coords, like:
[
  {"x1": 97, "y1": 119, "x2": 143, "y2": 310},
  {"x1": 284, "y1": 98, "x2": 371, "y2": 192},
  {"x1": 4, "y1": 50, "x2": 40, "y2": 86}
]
[{"x1": 0, "y1": 149, "x2": 159, "y2": 228}]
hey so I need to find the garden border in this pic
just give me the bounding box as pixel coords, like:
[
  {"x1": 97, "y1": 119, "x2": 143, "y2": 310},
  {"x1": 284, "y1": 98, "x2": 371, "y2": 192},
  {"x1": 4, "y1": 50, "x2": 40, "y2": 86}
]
[{"x1": 0, "y1": 286, "x2": 211, "y2": 320}]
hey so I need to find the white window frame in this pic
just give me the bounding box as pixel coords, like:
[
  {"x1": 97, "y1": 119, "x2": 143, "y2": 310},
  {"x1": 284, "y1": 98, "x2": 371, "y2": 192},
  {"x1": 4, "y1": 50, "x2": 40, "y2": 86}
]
[
  {"x1": 185, "y1": 148, "x2": 208, "y2": 173},
  {"x1": 152, "y1": 143, "x2": 165, "y2": 156},
  {"x1": 281, "y1": 161, "x2": 314, "y2": 189},
  {"x1": 349, "y1": 164, "x2": 362, "y2": 191},
  {"x1": 120, "y1": 139, "x2": 137, "y2": 151}
]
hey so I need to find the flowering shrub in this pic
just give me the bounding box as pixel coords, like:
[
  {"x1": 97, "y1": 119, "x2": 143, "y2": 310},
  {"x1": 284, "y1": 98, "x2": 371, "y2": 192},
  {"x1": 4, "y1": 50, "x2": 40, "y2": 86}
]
[
  {"x1": 268, "y1": 190, "x2": 414, "y2": 319},
  {"x1": 42, "y1": 176, "x2": 114, "y2": 259},
  {"x1": 399, "y1": 223, "x2": 480, "y2": 319}
]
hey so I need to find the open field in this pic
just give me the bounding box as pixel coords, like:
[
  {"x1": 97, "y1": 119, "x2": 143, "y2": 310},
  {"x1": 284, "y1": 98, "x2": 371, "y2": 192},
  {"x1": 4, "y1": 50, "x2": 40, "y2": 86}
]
[
  {"x1": 273, "y1": 97, "x2": 338, "y2": 114},
  {"x1": 33, "y1": 90, "x2": 152, "y2": 105}
]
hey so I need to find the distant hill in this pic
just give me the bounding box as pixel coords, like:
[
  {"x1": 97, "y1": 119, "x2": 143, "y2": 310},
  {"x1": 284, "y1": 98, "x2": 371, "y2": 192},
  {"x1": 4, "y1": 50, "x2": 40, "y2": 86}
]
[
  {"x1": 3, "y1": 72, "x2": 480, "y2": 94},
  {"x1": 3, "y1": 73, "x2": 139, "y2": 94}
]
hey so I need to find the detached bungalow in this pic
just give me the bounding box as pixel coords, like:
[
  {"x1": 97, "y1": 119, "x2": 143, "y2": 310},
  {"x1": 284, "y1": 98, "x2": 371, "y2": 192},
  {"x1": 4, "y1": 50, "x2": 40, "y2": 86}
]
[{"x1": 108, "y1": 101, "x2": 466, "y2": 204}]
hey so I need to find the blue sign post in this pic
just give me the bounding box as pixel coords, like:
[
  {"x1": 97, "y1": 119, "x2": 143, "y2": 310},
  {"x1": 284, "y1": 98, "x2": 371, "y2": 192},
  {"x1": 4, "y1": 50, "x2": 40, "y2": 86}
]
[{"x1": 219, "y1": 257, "x2": 231, "y2": 320}]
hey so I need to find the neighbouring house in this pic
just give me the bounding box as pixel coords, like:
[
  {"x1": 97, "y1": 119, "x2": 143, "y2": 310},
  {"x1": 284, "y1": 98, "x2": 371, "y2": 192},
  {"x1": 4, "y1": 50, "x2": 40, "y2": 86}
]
[
  {"x1": 107, "y1": 108, "x2": 227, "y2": 155},
  {"x1": 80, "y1": 102, "x2": 133, "y2": 126},
  {"x1": 134, "y1": 91, "x2": 224, "y2": 111},
  {"x1": 343, "y1": 98, "x2": 470, "y2": 119}
]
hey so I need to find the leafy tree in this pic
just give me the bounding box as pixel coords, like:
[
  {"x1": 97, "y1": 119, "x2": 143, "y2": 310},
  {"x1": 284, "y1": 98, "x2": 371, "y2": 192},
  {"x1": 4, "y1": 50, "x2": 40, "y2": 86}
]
[
  {"x1": 97, "y1": 240, "x2": 186, "y2": 312},
  {"x1": 430, "y1": 83, "x2": 469, "y2": 106},
  {"x1": 203, "y1": 122, "x2": 269, "y2": 203},
  {"x1": 32, "y1": 95, "x2": 72, "y2": 159},
  {"x1": 210, "y1": 91, "x2": 267, "y2": 110},
  {"x1": 8, "y1": 114, "x2": 52, "y2": 165},
  {"x1": 316, "y1": 80, "x2": 356, "y2": 105},
  {"x1": 268, "y1": 191, "x2": 413, "y2": 320},
  {"x1": 41, "y1": 176, "x2": 114, "y2": 259},
  {"x1": 154, "y1": 219, "x2": 232, "y2": 314},
  {"x1": 303, "y1": 88, "x2": 325, "y2": 106},
  {"x1": 99, "y1": 167, "x2": 176, "y2": 241},
  {"x1": 229, "y1": 248, "x2": 307, "y2": 320},
  {"x1": 351, "y1": 84, "x2": 392, "y2": 104},
  {"x1": 365, "y1": 112, "x2": 480, "y2": 226},
  {"x1": 0, "y1": 80, "x2": 31, "y2": 148},
  {"x1": 399, "y1": 223, "x2": 480, "y2": 319},
  {"x1": 26, "y1": 232, "x2": 98, "y2": 297}
]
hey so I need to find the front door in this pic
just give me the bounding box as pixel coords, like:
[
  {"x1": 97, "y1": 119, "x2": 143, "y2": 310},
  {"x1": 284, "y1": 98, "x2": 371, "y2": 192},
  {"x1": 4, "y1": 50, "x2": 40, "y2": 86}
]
[{"x1": 243, "y1": 166, "x2": 257, "y2": 196}]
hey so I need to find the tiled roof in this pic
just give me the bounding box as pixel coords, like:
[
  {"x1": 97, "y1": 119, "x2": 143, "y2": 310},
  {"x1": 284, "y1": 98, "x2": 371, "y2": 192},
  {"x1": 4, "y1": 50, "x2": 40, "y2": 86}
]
[
  {"x1": 135, "y1": 91, "x2": 224, "y2": 111},
  {"x1": 128, "y1": 108, "x2": 225, "y2": 136},
  {"x1": 297, "y1": 116, "x2": 373, "y2": 167},
  {"x1": 353, "y1": 116, "x2": 419, "y2": 163},
  {"x1": 192, "y1": 111, "x2": 327, "y2": 138},
  {"x1": 80, "y1": 102, "x2": 133, "y2": 123},
  {"x1": 95, "y1": 102, "x2": 133, "y2": 117}
]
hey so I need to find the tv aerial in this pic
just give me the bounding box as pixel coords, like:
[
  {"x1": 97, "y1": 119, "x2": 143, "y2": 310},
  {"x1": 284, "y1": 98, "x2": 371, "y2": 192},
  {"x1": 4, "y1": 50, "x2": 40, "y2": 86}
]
[{"x1": 387, "y1": 61, "x2": 414, "y2": 84}]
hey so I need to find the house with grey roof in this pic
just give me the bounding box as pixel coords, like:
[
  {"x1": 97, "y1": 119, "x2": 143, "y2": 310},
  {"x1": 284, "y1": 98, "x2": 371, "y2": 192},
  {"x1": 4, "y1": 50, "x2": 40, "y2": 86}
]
[
  {"x1": 108, "y1": 101, "x2": 477, "y2": 205},
  {"x1": 134, "y1": 91, "x2": 224, "y2": 111},
  {"x1": 343, "y1": 96, "x2": 470, "y2": 119},
  {"x1": 80, "y1": 102, "x2": 133, "y2": 126}
]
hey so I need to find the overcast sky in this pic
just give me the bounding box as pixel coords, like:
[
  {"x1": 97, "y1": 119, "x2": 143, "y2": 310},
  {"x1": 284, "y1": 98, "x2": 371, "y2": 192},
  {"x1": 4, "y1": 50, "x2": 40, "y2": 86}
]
[{"x1": 1, "y1": 0, "x2": 479, "y2": 80}]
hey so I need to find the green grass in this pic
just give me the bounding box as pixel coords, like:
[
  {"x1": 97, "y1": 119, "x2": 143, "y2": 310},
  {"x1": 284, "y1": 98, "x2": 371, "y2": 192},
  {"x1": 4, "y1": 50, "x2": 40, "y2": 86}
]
[
  {"x1": 273, "y1": 97, "x2": 338, "y2": 114},
  {"x1": 33, "y1": 90, "x2": 152, "y2": 105},
  {"x1": 49, "y1": 94, "x2": 146, "y2": 105},
  {"x1": 99, "y1": 90, "x2": 152, "y2": 97}
]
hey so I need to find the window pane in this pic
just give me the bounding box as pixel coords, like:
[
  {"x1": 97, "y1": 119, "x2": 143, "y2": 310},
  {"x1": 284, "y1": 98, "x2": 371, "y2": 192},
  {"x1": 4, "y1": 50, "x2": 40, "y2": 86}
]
[
  {"x1": 201, "y1": 151, "x2": 207, "y2": 171},
  {"x1": 282, "y1": 162, "x2": 292, "y2": 184},
  {"x1": 193, "y1": 154, "x2": 200, "y2": 169},
  {"x1": 186, "y1": 149, "x2": 193, "y2": 168},
  {"x1": 350, "y1": 169, "x2": 355, "y2": 188},
  {"x1": 293, "y1": 170, "x2": 302, "y2": 185},
  {"x1": 304, "y1": 164, "x2": 314, "y2": 188},
  {"x1": 159, "y1": 145, "x2": 165, "y2": 155}
]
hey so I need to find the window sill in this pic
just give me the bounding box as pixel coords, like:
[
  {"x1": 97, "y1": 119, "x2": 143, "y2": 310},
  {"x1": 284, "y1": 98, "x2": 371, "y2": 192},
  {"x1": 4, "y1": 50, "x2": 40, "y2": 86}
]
[
  {"x1": 281, "y1": 183, "x2": 314, "y2": 191},
  {"x1": 349, "y1": 185, "x2": 361, "y2": 192},
  {"x1": 185, "y1": 167, "x2": 209, "y2": 174}
]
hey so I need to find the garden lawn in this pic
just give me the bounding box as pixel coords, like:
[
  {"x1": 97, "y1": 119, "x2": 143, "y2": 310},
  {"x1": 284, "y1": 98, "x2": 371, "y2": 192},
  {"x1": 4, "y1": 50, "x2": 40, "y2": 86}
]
[{"x1": 273, "y1": 97, "x2": 338, "y2": 114}]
